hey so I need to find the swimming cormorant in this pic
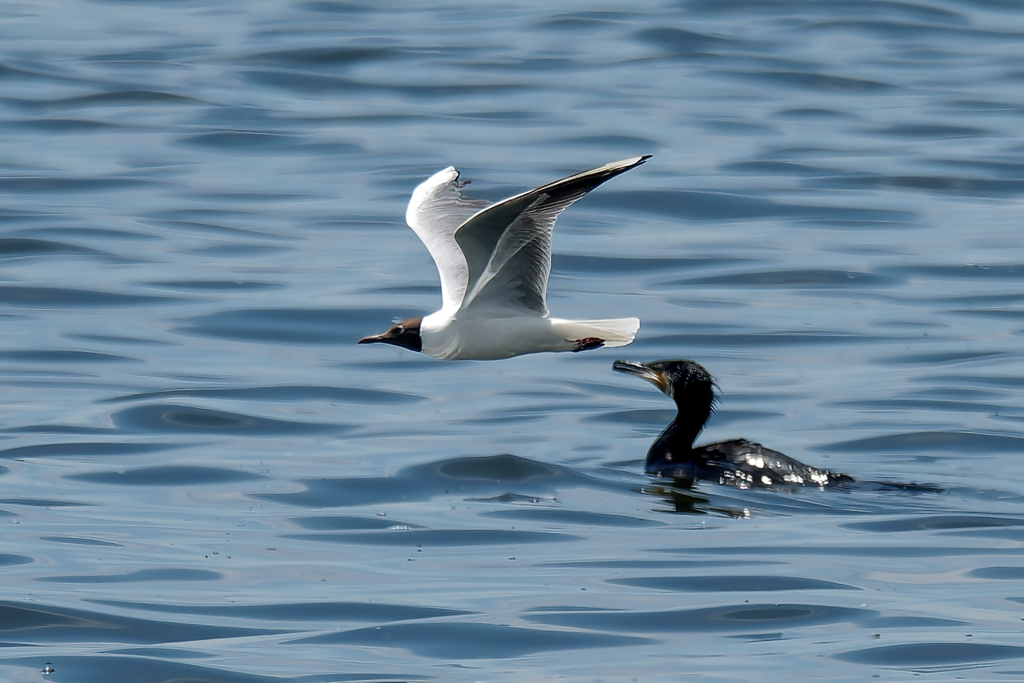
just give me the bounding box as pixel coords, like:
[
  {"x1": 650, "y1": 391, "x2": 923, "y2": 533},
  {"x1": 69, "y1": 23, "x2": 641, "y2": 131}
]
[{"x1": 613, "y1": 359, "x2": 853, "y2": 488}]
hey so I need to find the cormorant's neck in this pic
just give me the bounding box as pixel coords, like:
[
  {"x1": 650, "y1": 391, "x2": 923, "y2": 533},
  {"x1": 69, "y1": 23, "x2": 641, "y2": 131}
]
[{"x1": 644, "y1": 398, "x2": 712, "y2": 473}]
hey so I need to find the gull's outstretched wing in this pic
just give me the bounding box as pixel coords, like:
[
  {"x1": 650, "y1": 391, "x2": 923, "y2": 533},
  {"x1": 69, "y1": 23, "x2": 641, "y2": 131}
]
[
  {"x1": 453, "y1": 155, "x2": 650, "y2": 318},
  {"x1": 405, "y1": 167, "x2": 491, "y2": 314}
]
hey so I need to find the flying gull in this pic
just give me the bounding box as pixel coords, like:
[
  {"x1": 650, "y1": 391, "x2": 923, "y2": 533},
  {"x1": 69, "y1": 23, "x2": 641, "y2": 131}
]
[{"x1": 359, "y1": 156, "x2": 649, "y2": 360}]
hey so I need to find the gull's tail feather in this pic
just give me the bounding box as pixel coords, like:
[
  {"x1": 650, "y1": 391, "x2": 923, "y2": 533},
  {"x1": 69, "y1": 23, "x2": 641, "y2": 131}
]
[{"x1": 554, "y1": 318, "x2": 640, "y2": 348}]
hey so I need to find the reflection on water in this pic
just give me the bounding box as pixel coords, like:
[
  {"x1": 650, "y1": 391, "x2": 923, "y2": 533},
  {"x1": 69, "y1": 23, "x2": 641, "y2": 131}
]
[
  {"x1": 641, "y1": 481, "x2": 739, "y2": 517},
  {"x1": 3, "y1": 0, "x2": 1024, "y2": 680}
]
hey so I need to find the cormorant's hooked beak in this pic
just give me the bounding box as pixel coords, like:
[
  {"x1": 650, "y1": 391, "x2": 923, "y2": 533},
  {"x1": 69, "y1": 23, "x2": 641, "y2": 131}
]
[{"x1": 612, "y1": 360, "x2": 669, "y2": 395}]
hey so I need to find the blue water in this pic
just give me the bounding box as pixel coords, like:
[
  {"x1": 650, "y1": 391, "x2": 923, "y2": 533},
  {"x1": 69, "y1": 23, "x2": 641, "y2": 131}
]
[{"x1": 3, "y1": 1, "x2": 1024, "y2": 681}]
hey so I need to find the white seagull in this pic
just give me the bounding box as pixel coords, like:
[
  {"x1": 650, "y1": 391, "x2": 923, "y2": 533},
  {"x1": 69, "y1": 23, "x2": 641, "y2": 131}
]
[{"x1": 359, "y1": 155, "x2": 650, "y2": 360}]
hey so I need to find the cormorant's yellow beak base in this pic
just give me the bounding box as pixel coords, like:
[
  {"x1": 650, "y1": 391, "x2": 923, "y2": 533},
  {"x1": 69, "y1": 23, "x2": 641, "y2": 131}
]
[{"x1": 612, "y1": 360, "x2": 669, "y2": 395}]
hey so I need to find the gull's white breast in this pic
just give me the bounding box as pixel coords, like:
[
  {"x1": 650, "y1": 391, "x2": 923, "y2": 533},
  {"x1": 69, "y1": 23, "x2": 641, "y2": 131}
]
[{"x1": 421, "y1": 313, "x2": 640, "y2": 360}]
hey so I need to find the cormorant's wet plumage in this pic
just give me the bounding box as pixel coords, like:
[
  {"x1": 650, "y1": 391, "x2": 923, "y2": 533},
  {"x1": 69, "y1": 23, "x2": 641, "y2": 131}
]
[{"x1": 613, "y1": 359, "x2": 853, "y2": 489}]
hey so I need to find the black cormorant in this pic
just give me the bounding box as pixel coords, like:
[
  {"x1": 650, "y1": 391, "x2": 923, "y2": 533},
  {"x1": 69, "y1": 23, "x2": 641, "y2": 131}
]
[{"x1": 613, "y1": 359, "x2": 853, "y2": 488}]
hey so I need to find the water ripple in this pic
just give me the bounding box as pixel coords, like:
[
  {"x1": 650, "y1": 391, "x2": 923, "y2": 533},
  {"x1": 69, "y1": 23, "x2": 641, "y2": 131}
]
[
  {"x1": 68, "y1": 465, "x2": 264, "y2": 486},
  {"x1": 101, "y1": 385, "x2": 423, "y2": 405},
  {"x1": 0, "y1": 601, "x2": 278, "y2": 644},
  {"x1": 835, "y1": 642, "x2": 1024, "y2": 669},
  {"x1": 298, "y1": 622, "x2": 651, "y2": 658},
  {"x1": 525, "y1": 603, "x2": 870, "y2": 633},
  {"x1": 93, "y1": 598, "x2": 469, "y2": 623},
  {"x1": 260, "y1": 454, "x2": 612, "y2": 508},
  {"x1": 608, "y1": 575, "x2": 857, "y2": 592},
  {"x1": 0, "y1": 286, "x2": 180, "y2": 307},
  {"x1": 39, "y1": 568, "x2": 221, "y2": 584},
  {"x1": 111, "y1": 404, "x2": 345, "y2": 436}
]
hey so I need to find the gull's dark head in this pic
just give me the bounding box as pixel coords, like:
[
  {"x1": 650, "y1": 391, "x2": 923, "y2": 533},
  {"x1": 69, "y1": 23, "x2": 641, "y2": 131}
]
[
  {"x1": 613, "y1": 359, "x2": 718, "y2": 413},
  {"x1": 358, "y1": 317, "x2": 423, "y2": 353}
]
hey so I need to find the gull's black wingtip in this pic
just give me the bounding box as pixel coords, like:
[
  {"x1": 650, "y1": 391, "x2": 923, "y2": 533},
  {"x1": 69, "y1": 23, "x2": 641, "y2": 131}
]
[
  {"x1": 626, "y1": 154, "x2": 652, "y2": 169},
  {"x1": 631, "y1": 154, "x2": 653, "y2": 169},
  {"x1": 618, "y1": 155, "x2": 652, "y2": 168}
]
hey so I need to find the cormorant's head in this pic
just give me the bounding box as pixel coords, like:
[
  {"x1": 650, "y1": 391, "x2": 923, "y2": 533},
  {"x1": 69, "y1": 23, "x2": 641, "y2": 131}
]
[
  {"x1": 358, "y1": 317, "x2": 423, "y2": 353},
  {"x1": 613, "y1": 359, "x2": 718, "y2": 413}
]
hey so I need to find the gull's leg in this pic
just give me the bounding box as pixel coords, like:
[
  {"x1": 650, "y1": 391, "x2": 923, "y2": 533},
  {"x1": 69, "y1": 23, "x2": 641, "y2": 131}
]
[{"x1": 571, "y1": 337, "x2": 605, "y2": 352}]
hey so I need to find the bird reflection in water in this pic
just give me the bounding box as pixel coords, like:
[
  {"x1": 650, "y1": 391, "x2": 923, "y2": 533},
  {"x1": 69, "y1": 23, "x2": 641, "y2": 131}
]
[{"x1": 639, "y1": 481, "x2": 752, "y2": 518}]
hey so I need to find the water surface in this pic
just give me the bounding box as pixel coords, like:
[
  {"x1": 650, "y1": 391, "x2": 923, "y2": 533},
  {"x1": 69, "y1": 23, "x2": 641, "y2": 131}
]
[{"x1": 2, "y1": 1, "x2": 1024, "y2": 681}]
